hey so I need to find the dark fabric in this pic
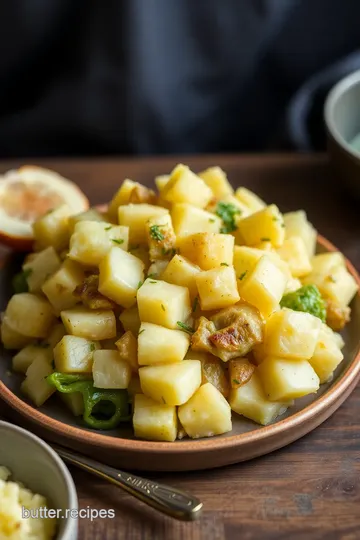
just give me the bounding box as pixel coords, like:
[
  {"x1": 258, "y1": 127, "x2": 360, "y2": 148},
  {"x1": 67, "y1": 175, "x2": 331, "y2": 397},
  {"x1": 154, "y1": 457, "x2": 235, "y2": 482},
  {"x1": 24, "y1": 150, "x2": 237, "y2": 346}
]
[{"x1": 0, "y1": 0, "x2": 359, "y2": 157}]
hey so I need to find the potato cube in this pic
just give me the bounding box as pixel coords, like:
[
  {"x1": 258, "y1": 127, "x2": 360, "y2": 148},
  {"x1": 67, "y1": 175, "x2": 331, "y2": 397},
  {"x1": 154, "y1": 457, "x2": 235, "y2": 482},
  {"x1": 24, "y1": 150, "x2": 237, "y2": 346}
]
[
  {"x1": 161, "y1": 255, "x2": 201, "y2": 299},
  {"x1": 171, "y1": 203, "x2": 221, "y2": 237},
  {"x1": 308, "y1": 324, "x2": 344, "y2": 383},
  {"x1": 108, "y1": 179, "x2": 138, "y2": 220},
  {"x1": 276, "y1": 236, "x2": 312, "y2": 278},
  {"x1": 145, "y1": 213, "x2": 176, "y2": 261},
  {"x1": 284, "y1": 210, "x2": 317, "y2": 258},
  {"x1": 98, "y1": 246, "x2": 145, "y2": 308},
  {"x1": 54, "y1": 335, "x2": 100, "y2": 373},
  {"x1": 264, "y1": 308, "x2": 321, "y2": 360},
  {"x1": 128, "y1": 244, "x2": 151, "y2": 272},
  {"x1": 59, "y1": 393, "x2": 84, "y2": 416},
  {"x1": 178, "y1": 383, "x2": 232, "y2": 438},
  {"x1": 177, "y1": 232, "x2": 234, "y2": 270},
  {"x1": 22, "y1": 356, "x2": 55, "y2": 407},
  {"x1": 68, "y1": 221, "x2": 129, "y2": 266},
  {"x1": 303, "y1": 262, "x2": 358, "y2": 308},
  {"x1": 4, "y1": 293, "x2": 55, "y2": 338},
  {"x1": 258, "y1": 357, "x2": 320, "y2": 401},
  {"x1": 33, "y1": 204, "x2": 71, "y2": 251},
  {"x1": 284, "y1": 277, "x2": 302, "y2": 294},
  {"x1": 138, "y1": 322, "x2": 190, "y2": 365},
  {"x1": 68, "y1": 208, "x2": 105, "y2": 234},
  {"x1": 115, "y1": 331, "x2": 138, "y2": 372},
  {"x1": 161, "y1": 164, "x2": 213, "y2": 208},
  {"x1": 147, "y1": 260, "x2": 169, "y2": 278},
  {"x1": 61, "y1": 307, "x2": 116, "y2": 340},
  {"x1": 233, "y1": 246, "x2": 263, "y2": 280},
  {"x1": 155, "y1": 174, "x2": 170, "y2": 192},
  {"x1": 1, "y1": 318, "x2": 34, "y2": 349},
  {"x1": 139, "y1": 360, "x2": 201, "y2": 405},
  {"x1": 238, "y1": 255, "x2": 287, "y2": 318},
  {"x1": 12, "y1": 345, "x2": 52, "y2": 374},
  {"x1": 137, "y1": 278, "x2": 191, "y2": 328},
  {"x1": 42, "y1": 259, "x2": 85, "y2": 314},
  {"x1": 119, "y1": 306, "x2": 141, "y2": 335},
  {"x1": 23, "y1": 247, "x2": 61, "y2": 293},
  {"x1": 92, "y1": 350, "x2": 131, "y2": 389},
  {"x1": 310, "y1": 252, "x2": 345, "y2": 274},
  {"x1": 196, "y1": 266, "x2": 240, "y2": 310},
  {"x1": 195, "y1": 353, "x2": 229, "y2": 397},
  {"x1": 198, "y1": 166, "x2": 234, "y2": 199},
  {"x1": 229, "y1": 358, "x2": 255, "y2": 389},
  {"x1": 133, "y1": 394, "x2": 177, "y2": 442},
  {"x1": 118, "y1": 203, "x2": 169, "y2": 244},
  {"x1": 229, "y1": 371, "x2": 289, "y2": 425},
  {"x1": 237, "y1": 204, "x2": 285, "y2": 248},
  {"x1": 235, "y1": 187, "x2": 266, "y2": 213}
]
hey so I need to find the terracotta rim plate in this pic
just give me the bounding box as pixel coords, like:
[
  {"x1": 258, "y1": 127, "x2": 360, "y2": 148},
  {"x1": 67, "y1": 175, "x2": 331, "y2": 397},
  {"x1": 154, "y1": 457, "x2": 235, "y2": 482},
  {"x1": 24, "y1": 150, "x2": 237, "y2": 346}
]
[{"x1": 0, "y1": 235, "x2": 359, "y2": 471}]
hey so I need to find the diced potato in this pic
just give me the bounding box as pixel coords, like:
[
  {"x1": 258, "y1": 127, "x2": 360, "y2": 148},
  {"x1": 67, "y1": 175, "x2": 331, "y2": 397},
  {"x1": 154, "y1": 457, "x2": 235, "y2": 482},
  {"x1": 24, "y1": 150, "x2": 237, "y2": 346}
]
[
  {"x1": 308, "y1": 324, "x2": 344, "y2": 383},
  {"x1": 98, "y1": 247, "x2": 145, "y2": 308},
  {"x1": 118, "y1": 204, "x2": 169, "y2": 244},
  {"x1": 59, "y1": 392, "x2": 84, "y2": 416},
  {"x1": 229, "y1": 358, "x2": 255, "y2": 389},
  {"x1": 23, "y1": 246, "x2": 61, "y2": 293},
  {"x1": 137, "y1": 279, "x2": 191, "y2": 329},
  {"x1": 264, "y1": 309, "x2": 321, "y2": 360},
  {"x1": 42, "y1": 259, "x2": 85, "y2": 314},
  {"x1": 207, "y1": 195, "x2": 250, "y2": 219},
  {"x1": 129, "y1": 184, "x2": 156, "y2": 205},
  {"x1": 237, "y1": 204, "x2": 285, "y2": 248},
  {"x1": 196, "y1": 266, "x2": 240, "y2": 310},
  {"x1": 161, "y1": 255, "x2": 201, "y2": 299},
  {"x1": 33, "y1": 204, "x2": 71, "y2": 251},
  {"x1": 92, "y1": 349, "x2": 131, "y2": 389},
  {"x1": 138, "y1": 322, "x2": 190, "y2": 365},
  {"x1": 68, "y1": 208, "x2": 105, "y2": 234},
  {"x1": 73, "y1": 274, "x2": 116, "y2": 310},
  {"x1": 115, "y1": 330, "x2": 138, "y2": 372},
  {"x1": 145, "y1": 213, "x2": 176, "y2": 261},
  {"x1": 178, "y1": 383, "x2": 232, "y2": 438},
  {"x1": 258, "y1": 357, "x2": 320, "y2": 401},
  {"x1": 161, "y1": 164, "x2": 213, "y2": 208},
  {"x1": 54, "y1": 335, "x2": 100, "y2": 373},
  {"x1": 155, "y1": 174, "x2": 170, "y2": 192},
  {"x1": 171, "y1": 203, "x2": 222, "y2": 237},
  {"x1": 177, "y1": 232, "x2": 234, "y2": 270},
  {"x1": 12, "y1": 345, "x2": 52, "y2": 374},
  {"x1": 147, "y1": 260, "x2": 169, "y2": 278},
  {"x1": 235, "y1": 187, "x2": 266, "y2": 213},
  {"x1": 333, "y1": 332, "x2": 345, "y2": 350},
  {"x1": 127, "y1": 375, "x2": 143, "y2": 397},
  {"x1": 198, "y1": 167, "x2": 234, "y2": 199},
  {"x1": 194, "y1": 352, "x2": 229, "y2": 397},
  {"x1": 1, "y1": 318, "x2": 34, "y2": 349},
  {"x1": 309, "y1": 252, "x2": 345, "y2": 275},
  {"x1": 119, "y1": 306, "x2": 141, "y2": 335},
  {"x1": 229, "y1": 371, "x2": 289, "y2": 425},
  {"x1": 108, "y1": 179, "x2": 138, "y2": 220},
  {"x1": 4, "y1": 293, "x2": 55, "y2": 338},
  {"x1": 139, "y1": 360, "x2": 201, "y2": 405},
  {"x1": 133, "y1": 394, "x2": 177, "y2": 442},
  {"x1": 284, "y1": 210, "x2": 317, "y2": 258},
  {"x1": 68, "y1": 221, "x2": 129, "y2": 266},
  {"x1": 233, "y1": 246, "x2": 263, "y2": 280},
  {"x1": 21, "y1": 356, "x2": 55, "y2": 407},
  {"x1": 276, "y1": 236, "x2": 312, "y2": 278},
  {"x1": 238, "y1": 255, "x2": 287, "y2": 318},
  {"x1": 61, "y1": 308, "x2": 116, "y2": 340},
  {"x1": 284, "y1": 277, "x2": 302, "y2": 294}
]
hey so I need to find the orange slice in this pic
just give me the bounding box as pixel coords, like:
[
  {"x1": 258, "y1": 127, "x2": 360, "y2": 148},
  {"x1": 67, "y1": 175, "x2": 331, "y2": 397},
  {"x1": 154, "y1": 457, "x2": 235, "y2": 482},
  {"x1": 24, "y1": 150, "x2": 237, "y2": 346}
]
[{"x1": 0, "y1": 165, "x2": 89, "y2": 250}]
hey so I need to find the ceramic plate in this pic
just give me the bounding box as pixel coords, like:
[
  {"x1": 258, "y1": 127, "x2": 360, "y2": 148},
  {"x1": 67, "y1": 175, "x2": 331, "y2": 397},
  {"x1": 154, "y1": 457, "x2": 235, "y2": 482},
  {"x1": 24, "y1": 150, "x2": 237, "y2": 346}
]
[{"x1": 0, "y1": 235, "x2": 359, "y2": 471}]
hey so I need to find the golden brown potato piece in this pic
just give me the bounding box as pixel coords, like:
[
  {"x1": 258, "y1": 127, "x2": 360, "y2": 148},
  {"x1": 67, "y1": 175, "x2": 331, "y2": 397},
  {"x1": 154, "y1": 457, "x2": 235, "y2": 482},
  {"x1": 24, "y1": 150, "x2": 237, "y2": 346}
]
[
  {"x1": 191, "y1": 316, "x2": 217, "y2": 354},
  {"x1": 200, "y1": 354, "x2": 230, "y2": 397},
  {"x1": 115, "y1": 330, "x2": 138, "y2": 372},
  {"x1": 325, "y1": 299, "x2": 350, "y2": 332},
  {"x1": 74, "y1": 274, "x2": 116, "y2": 310},
  {"x1": 229, "y1": 358, "x2": 255, "y2": 389},
  {"x1": 129, "y1": 185, "x2": 157, "y2": 205}
]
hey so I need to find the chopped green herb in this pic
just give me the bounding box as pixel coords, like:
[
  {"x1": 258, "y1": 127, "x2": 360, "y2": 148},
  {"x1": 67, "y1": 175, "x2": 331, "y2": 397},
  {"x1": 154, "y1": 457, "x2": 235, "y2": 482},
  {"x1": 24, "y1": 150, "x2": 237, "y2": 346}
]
[
  {"x1": 161, "y1": 396, "x2": 166, "y2": 404},
  {"x1": 112, "y1": 238, "x2": 124, "y2": 245},
  {"x1": 149, "y1": 225, "x2": 164, "y2": 242},
  {"x1": 149, "y1": 280, "x2": 157, "y2": 284},
  {"x1": 138, "y1": 329, "x2": 145, "y2": 335},
  {"x1": 104, "y1": 225, "x2": 112, "y2": 231},
  {"x1": 161, "y1": 304, "x2": 166, "y2": 311},
  {"x1": 177, "y1": 321, "x2": 195, "y2": 334},
  {"x1": 272, "y1": 217, "x2": 278, "y2": 222},
  {"x1": 280, "y1": 284, "x2": 326, "y2": 322},
  {"x1": 238, "y1": 271, "x2": 247, "y2": 281},
  {"x1": 147, "y1": 273, "x2": 157, "y2": 279},
  {"x1": 162, "y1": 247, "x2": 176, "y2": 257},
  {"x1": 137, "y1": 281, "x2": 143, "y2": 289},
  {"x1": 12, "y1": 268, "x2": 32, "y2": 294},
  {"x1": 209, "y1": 218, "x2": 216, "y2": 223},
  {"x1": 90, "y1": 343, "x2": 96, "y2": 352},
  {"x1": 216, "y1": 202, "x2": 241, "y2": 234},
  {"x1": 233, "y1": 379, "x2": 241, "y2": 385},
  {"x1": 327, "y1": 275, "x2": 336, "y2": 283},
  {"x1": 192, "y1": 296, "x2": 199, "y2": 313},
  {"x1": 220, "y1": 262, "x2": 229, "y2": 267},
  {"x1": 260, "y1": 237, "x2": 271, "y2": 242}
]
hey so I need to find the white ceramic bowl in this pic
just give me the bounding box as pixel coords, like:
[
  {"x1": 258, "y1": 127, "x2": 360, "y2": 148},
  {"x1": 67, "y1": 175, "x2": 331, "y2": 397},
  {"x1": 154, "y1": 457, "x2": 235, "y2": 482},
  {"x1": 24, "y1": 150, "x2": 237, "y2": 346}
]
[{"x1": 0, "y1": 421, "x2": 78, "y2": 540}]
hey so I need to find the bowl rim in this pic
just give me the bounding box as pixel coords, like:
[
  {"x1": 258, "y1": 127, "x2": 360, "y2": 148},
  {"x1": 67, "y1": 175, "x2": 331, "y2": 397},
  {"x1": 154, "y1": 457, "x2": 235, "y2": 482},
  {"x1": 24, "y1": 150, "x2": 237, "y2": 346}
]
[
  {"x1": 0, "y1": 234, "x2": 359, "y2": 456},
  {"x1": 0, "y1": 420, "x2": 78, "y2": 537},
  {"x1": 324, "y1": 68, "x2": 360, "y2": 161}
]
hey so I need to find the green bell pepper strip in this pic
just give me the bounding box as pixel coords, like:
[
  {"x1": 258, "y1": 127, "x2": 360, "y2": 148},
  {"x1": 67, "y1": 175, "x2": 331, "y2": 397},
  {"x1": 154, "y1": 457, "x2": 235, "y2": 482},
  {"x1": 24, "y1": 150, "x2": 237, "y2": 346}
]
[{"x1": 47, "y1": 373, "x2": 131, "y2": 430}]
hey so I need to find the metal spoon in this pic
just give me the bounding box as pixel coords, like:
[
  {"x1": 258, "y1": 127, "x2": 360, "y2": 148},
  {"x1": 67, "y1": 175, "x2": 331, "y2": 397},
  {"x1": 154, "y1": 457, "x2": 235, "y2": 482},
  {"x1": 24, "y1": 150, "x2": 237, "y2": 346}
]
[{"x1": 52, "y1": 444, "x2": 203, "y2": 521}]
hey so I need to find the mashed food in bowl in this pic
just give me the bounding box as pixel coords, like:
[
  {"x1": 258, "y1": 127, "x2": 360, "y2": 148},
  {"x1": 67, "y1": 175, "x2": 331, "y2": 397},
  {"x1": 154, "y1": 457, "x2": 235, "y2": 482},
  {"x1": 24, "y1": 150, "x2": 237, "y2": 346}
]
[{"x1": 0, "y1": 466, "x2": 56, "y2": 540}]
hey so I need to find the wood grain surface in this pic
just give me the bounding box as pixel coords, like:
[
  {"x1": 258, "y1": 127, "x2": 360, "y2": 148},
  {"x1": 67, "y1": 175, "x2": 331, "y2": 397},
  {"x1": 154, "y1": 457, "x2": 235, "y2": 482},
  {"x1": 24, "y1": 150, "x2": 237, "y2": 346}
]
[{"x1": 1, "y1": 154, "x2": 359, "y2": 540}]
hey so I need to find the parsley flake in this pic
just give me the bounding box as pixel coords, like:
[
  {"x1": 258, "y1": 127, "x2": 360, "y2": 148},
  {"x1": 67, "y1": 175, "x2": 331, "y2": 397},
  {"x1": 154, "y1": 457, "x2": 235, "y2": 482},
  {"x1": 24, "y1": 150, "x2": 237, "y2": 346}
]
[
  {"x1": 238, "y1": 271, "x2": 247, "y2": 281},
  {"x1": 220, "y1": 262, "x2": 229, "y2": 267},
  {"x1": 137, "y1": 281, "x2": 143, "y2": 289},
  {"x1": 90, "y1": 343, "x2": 96, "y2": 352},
  {"x1": 105, "y1": 225, "x2": 112, "y2": 231},
  {"x1": 112, "y1": 238, "x2": 124, "y2": 245},
  {"x1": 216, "y1": 202, "x2": 241, "y2": 234},
  {"x1": 149, "y1": 280, "x2": 157, "y2": 284},
  {"x1": 233, "y1": 379, "x2": 241, "y2": 385},
  {"x1": 12, "y1": 268, "x2": 33, "y2": 293},
  {"x1": 260, "y1": 237, "x2": 271, "y2": 242},
  {"x1": 161, "y1": 304, "x2": 166, "y2": 311},
  {"x1": 138, "y1": 329, "x2": 145, "y2": 335},
  {"x1": 192, "y1": 296, "x2": 199, "y2": 313},
  {"x1": 149, "y1": 225, "x2": 164, "y2": 242},
  {"x1": 177, "y1": 321, "x2": 195, "y2": 334}
]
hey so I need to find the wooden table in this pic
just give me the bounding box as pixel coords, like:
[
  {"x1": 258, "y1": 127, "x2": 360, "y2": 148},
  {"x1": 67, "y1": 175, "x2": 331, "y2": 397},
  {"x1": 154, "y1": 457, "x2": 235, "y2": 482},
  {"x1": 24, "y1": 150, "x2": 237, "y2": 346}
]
[{"x1": 1, "y1": 154, "x2": 360, "y2": 540}]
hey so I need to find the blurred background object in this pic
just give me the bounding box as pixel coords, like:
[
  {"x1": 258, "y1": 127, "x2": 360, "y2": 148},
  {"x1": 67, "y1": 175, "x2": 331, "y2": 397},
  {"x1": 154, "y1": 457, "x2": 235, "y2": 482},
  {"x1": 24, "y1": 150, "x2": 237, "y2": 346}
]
[{"x1": 0, "y1": 0, "x2": 360, "y2": 157}]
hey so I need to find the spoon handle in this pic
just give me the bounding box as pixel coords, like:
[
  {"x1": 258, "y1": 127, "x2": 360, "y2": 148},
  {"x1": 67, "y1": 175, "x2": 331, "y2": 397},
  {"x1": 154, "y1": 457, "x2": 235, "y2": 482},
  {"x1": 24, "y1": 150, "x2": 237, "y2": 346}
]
[{"x1": 53, "y1": 445, "x2": 203, "y2": 521}]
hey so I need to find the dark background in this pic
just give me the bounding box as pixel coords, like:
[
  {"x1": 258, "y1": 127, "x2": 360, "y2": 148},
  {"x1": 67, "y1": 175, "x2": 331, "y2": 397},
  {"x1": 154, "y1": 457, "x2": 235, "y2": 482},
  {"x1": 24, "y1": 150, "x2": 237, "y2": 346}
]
[{"x1": 0, "y1": 0, "x2": 360, "y2": 157}]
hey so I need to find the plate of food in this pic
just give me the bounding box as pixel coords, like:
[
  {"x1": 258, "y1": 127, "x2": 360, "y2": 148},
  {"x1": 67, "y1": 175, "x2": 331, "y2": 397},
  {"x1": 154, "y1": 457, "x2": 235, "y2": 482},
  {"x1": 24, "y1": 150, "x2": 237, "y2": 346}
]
[{"x1": 0, "y1": 163, "x2": 359, "y2": 471}]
